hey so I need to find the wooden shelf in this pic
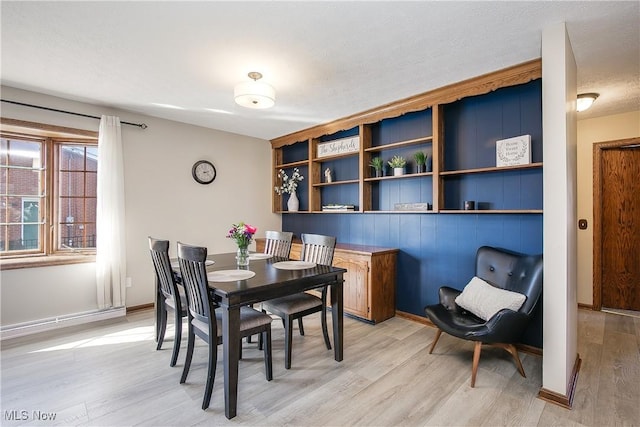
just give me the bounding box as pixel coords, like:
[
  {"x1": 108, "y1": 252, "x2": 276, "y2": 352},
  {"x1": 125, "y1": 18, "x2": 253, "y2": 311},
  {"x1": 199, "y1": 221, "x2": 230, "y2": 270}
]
[
  {"x1": 364, "y1": 172, "x2": 433, "y2": 182},
  {"x1": 440, "y1": 209, "x2": 543, "y2": 214},
  {"x1": 440, "y1": 162, "x2": 543, "y2": 176},
  {"x1": 364, "y1": 210, "x2": 436, "y2": 214},
  {"x1": 312, "y1": 210, "x2": 360, "y2": 214},
  {"x1": 271, "y1": 60, "x2": 544, "y2": 215},
  {"x1": 274, "y1": 160, "x2": 309, "y2": 169},
  {"x1": 312, "y1": 179, "x2": 359, "y2": 187},
  {"x1": 365, "y1": 135, "x2": 433, "y2": 152}
]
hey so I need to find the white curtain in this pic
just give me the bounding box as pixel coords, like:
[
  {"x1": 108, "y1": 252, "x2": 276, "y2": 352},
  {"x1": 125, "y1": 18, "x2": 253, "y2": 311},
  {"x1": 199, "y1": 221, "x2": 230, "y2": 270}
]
[{"x1": 96, "y1": 115, "x2": 127, "y2": 309}]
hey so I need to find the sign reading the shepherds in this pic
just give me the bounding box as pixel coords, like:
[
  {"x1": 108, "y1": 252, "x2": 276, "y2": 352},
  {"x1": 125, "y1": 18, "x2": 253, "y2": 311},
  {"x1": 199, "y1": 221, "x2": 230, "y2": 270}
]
[
  {"x1": 496, "y1": 135, "x2": 531, "y2": 167},
  {"x1": 317, "y1": 136, "x2": 360, "y2": 158}
]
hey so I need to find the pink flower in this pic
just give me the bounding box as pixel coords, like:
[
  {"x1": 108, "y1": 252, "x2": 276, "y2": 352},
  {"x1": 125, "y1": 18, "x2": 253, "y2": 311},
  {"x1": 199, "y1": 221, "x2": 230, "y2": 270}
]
[{"x1": 245, "y1": 224, "x2": 257, "y2": 234}]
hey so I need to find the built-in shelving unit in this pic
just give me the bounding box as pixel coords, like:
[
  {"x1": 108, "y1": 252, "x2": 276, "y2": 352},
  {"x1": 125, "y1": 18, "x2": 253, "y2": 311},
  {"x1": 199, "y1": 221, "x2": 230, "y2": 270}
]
[{"x1": 271, "y1": 59, "x2": 543, "y2": 216}]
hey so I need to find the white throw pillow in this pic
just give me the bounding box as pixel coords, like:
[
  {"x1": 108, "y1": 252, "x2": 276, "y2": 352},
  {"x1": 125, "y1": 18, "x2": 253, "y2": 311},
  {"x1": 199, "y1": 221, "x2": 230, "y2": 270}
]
[{"x1": 454, "y1": 276, "x2": 526, "y2": 321}]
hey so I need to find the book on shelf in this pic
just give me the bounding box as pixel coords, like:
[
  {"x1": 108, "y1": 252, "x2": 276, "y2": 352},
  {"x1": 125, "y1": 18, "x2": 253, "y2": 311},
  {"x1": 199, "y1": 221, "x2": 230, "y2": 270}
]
[{"x1": 322, "y1": 204, "x2": 355, "y2": 212}]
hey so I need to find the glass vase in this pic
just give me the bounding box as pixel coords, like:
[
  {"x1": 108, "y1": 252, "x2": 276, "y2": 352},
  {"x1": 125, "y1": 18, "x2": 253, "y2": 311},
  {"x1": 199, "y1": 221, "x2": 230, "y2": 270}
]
[{"x1": 236, "y1": 246, "x2": 249, "y2": 267}]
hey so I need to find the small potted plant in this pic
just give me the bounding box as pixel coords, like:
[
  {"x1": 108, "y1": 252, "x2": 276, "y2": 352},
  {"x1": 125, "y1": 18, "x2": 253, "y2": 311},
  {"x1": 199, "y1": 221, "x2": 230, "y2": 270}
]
[
  {"x1": 388, "y1": 155, "x2": 406, "y2": 176},
  {"x1": 414, "y1": 151, "x2": 426, "y2": 173},
  {"x1": 369, "y1": 156, "x2": 384, "y2": 178}
]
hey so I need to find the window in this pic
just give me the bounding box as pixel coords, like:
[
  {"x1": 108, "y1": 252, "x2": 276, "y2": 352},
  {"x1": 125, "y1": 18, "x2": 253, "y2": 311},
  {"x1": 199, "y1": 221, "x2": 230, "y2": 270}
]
[
  {"x1": 0, "y1": 121, "x2": 98, "y2": 259},
  {"x1": 57, "y1": 144, "x2": 98, "y2": 250}
]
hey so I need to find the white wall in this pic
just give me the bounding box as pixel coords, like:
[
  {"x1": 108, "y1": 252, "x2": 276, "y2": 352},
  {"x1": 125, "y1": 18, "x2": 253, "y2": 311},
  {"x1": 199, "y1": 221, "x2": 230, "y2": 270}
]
[
  {"x1": 576, "y1": 111, "x2": 640, "y2": 306},
  {"x1": 0, "y1": 86, "x2": 281, "y2": 327},
  {"x1": 541, "y1": 22, "x2": 579, "y2": 396}
]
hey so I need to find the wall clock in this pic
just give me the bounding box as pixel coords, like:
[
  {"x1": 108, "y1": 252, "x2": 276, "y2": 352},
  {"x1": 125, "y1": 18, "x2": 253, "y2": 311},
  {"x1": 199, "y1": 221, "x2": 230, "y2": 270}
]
[{"x1": 192, "y1": 160, "x2": 216, "y2": 184}]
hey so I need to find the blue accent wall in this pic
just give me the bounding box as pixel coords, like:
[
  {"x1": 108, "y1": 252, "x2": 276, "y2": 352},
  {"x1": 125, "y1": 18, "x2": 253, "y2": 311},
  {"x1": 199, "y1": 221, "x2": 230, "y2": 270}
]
[
  {"x1": 282, "y1": 213, "x2": 543, "y2": 346},
  {"x1": 280, "y1": 80, "x2": 544, "y2": 347}
]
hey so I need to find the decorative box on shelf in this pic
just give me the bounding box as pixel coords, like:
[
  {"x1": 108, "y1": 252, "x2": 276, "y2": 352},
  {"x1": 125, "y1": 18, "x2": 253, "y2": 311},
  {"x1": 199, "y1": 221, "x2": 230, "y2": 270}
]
[
  {"x1": 394, "y1": 202, "x2": 432, "y2": 211},
  {"x1": 322, "y1": 204, "x2": 356, "y2": 212},
  {"x1": 496, "y1": 134, "x2": 531, "y2": 167}
]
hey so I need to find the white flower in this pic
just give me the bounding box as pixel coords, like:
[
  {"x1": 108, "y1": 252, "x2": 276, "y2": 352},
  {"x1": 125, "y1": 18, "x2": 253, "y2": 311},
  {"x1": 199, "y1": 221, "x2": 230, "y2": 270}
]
[{"x1": 274, "y1": 168, "x2": 304, "y2": 195}]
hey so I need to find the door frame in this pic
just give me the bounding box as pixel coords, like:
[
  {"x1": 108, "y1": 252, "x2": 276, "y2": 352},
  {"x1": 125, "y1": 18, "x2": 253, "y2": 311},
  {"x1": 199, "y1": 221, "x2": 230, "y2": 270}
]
[{"x1": 592, "y1": 137, "x2": 640, "y2": 310}]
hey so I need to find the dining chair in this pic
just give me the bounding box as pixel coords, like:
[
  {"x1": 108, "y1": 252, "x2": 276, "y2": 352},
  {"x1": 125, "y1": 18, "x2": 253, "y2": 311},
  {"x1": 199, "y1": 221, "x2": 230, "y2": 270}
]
[
  {"x1": 148, "y1": 236, "x2": 187, "y2": 367},
  {"x1": 177, "y1": 242, "x2": 273, "y2": 410},
  {"x1": 263, "y1": 230, "x2": 293, "y2": 258},
  {"x1": 248, "y1": 230, "x2": 294, "y2": 346},
  {"x1": 261, "y1": 233, "x2": 336, "y2": 369}
]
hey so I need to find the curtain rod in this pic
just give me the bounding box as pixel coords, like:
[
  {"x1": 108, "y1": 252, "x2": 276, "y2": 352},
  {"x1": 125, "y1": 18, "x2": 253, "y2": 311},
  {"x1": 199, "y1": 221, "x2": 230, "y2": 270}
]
[{"x1": 1, "y1": 99, "x2": 148, "y2": 129}]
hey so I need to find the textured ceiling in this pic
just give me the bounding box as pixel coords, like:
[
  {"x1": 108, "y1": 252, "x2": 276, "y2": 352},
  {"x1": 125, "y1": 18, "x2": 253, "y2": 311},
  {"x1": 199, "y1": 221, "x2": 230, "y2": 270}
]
[{"x1": 1, "y1": 1, "x2": 638, "y2": 140}]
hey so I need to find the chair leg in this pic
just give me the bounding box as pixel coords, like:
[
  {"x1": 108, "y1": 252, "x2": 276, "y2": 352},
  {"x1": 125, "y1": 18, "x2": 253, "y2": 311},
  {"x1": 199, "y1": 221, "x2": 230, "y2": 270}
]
[
  {"x1": 247, "y1": 305, "x2": 255, "y2": 343},
  {"x1": 258, "y1": 331, "x2": 263, "y2": 351},
  {"x1": 298, "y1": 317, "x2": 305, "y2": 336},
  {"x1": 170, "y1": 310, "x2": 182, "y2": 367},
  {"x1": 180, "y1": 321, "x2": 195, "y2": 384},
  {"x1": 263, "y1": 328, "x2": 273, "y2": 381},
  {"x1": 155, "y1": 294, "x2": 162, "y2": 343},
  {"x1": 471, "y1": 341, "x2": 482, "y2": 388},
  {"x1": 429, "y1": 328, "x2": 442, "y2": 354},
  {"x1": 321, "y1": 304, "x2": 331, "y2": 350},
  {"x1": 497, "y1": 343, "x2": 526, "y2": 378},
  {"x1": 202, "y1": 336, "x2": 217, "y2": 410},
  {"x1": 156, "y1": 303, "x2": 167, "y2": 351},
  {"x1": 285, "y1": 317, "x2": 294, "y2": 370}
]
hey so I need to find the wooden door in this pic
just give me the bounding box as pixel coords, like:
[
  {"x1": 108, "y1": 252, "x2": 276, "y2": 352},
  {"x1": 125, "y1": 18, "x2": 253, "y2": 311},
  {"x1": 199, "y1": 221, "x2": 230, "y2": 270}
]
[{"x1": 598, "y1": 140, "x2": 640, "y2": 310}]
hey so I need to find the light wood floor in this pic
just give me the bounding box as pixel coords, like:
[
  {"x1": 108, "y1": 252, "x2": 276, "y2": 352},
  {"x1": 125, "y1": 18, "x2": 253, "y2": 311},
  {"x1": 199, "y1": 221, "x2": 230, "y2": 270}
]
[{"x1": 1, "y1": 308, "x2": 638, "y2": 426}]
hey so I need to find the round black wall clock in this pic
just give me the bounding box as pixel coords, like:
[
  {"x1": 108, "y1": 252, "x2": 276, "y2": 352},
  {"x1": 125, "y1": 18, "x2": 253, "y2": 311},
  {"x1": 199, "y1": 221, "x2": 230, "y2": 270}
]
[{"x1": 192, "y1": 160, "x2": 216, "y2": 184}]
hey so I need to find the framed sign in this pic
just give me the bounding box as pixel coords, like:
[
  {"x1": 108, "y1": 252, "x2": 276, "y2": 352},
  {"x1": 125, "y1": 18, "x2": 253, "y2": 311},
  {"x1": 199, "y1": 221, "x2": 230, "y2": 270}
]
[
  {"x1": 496, "y1": 135, "x2": 531, "y2": 167},
  {"x1": 317, "y1": 136, "x2": 360, "y2": 159}
]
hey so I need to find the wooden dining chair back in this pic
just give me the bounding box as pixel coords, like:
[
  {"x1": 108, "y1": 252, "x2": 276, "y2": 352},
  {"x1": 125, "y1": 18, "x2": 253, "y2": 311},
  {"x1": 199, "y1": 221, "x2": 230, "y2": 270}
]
[
  {"x1": 264, "y1": 230, "x2": 293, "y2": 258},
  {"x1": 148, "y1": 236, "x2": 186, "y2": 367},
  {"x1": 261, "y1": 233, "x2": 337, "y2": 369},
  {"x1": 301, "y1": 233, "x2": 336, "y2": 265},
  {"x1": 177, "y1": 242, "x2": 273, "y2": 410}
]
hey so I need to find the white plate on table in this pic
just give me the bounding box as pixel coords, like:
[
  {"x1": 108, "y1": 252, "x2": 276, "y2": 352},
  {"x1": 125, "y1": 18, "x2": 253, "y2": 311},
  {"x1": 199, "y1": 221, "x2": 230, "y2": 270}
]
[
  {"x1": 248, "y1": 253, "x2": 272, "y2": 260},
  {"x1": 272, "y1": 261, "x2": 317, "y2": 270},
  {"x1": 207, "y1": 270, "x2": 255, "y2": 282}
]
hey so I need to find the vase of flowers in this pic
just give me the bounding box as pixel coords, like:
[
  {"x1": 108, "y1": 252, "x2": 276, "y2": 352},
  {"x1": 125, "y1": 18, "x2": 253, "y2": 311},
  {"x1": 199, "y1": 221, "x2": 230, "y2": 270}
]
[
  {"x1": 226, "y1": 222, "x2": 257, "y2": 266},
  {"x1": 274, "y1": 168, "x2": 304, "y2": 212}
]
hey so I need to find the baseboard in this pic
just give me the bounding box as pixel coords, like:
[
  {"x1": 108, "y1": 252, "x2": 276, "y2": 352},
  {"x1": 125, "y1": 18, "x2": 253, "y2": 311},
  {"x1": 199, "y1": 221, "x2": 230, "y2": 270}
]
[
  {"x1": 126, "y1": 303, "x2": 154, "y2": 313},
  {"x1": 578, "y1": 303, "x2": 594, "y2": 310},
  {"x1": 0, "y1": 306, "x2": 126, "y2": 341},
  {"x1": 396, "y1": 310, "x2": 434, "y2": 327},
  {"x1": 538, "y1": 353, "x2": 582, "y2": 409}
]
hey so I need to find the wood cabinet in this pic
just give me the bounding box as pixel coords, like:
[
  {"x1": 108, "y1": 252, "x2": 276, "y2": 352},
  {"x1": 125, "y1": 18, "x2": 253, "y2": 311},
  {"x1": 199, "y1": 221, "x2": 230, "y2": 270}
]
[
  {"x1": 270, "y1": 59, "x2": 543, "y2": 215},
  {"x1": 256, "y1": 239, "x2": 398, "y2": 323}
]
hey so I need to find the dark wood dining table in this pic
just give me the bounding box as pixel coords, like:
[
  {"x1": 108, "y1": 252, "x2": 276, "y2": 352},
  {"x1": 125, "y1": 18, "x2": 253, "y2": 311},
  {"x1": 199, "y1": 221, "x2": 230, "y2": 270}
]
[{"x1": 173, "y1": 252, "x2": 346, "y2": 419}]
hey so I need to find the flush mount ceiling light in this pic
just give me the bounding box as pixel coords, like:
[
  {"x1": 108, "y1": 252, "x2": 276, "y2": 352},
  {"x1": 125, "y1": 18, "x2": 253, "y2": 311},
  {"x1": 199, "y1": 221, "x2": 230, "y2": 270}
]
[
  {"x1": 234, "y1": 72, "x2": 275, "y2": 109},
  {"x1": 577, "y1": 93, "x2": 599, "y2": 112}
]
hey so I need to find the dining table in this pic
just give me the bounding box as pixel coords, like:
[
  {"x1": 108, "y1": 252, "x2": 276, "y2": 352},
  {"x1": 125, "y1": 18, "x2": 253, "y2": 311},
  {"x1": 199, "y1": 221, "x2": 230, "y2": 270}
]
[{"x1": 172, "y1": 251, "x2": 346, "y2": 419}]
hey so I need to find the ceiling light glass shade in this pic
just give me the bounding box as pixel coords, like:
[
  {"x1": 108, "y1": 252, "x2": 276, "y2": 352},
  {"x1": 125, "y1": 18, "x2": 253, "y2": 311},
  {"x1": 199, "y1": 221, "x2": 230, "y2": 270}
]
[
  {"x1": 234, "y1": 80, "x2": 275, "y2": 109},
  {"x1": 577, "y1": 93, "x2": 599, "y2": 112}
]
